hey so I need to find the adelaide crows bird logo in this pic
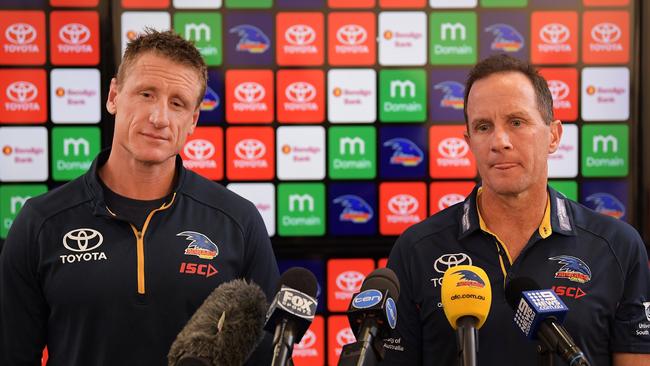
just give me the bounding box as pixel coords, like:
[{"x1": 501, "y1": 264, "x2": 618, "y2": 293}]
[
  {"x1": 485, "y1": 24, "x2": 525, "y2": 52},
  {"x1": 549, "y1": 255, "x2": 591, "y2": 283},
  {"x1": 434, "y1": 81, "x2": 464, "y2": 110},
  {"x1": 333, "y1": 195, "x2": 373, "y2": 224},
  {"x1": 177, "y1": 231, "x2": 219, "y2": 260},
  {"x1": 383, "y1": 138, "x2": 424, "y2": 167},
  {"x1": 229, "y1": 25, "x2": 270, "y2": 54},
  {"x1": 453, "y1": 269, "x2": 486, "y2": 288}
]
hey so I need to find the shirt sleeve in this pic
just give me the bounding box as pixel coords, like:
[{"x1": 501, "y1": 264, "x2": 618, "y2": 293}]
[
  {"x1": 239, "y1": 201, "x2": 280, "y2": 366},
  {"x1": 0, "y1": 203, "x2": 48, "y2": 366},
  {"x1": 380, "y1": 233, "x2": 422, "y2": 366},
  {"x1": 610, "y1": 226, "x2": 650, "y2": 354}
]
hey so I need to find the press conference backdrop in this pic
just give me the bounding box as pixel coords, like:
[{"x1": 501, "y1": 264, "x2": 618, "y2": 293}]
[{"x1": 0, "y1": 0, "x2": 641, "y2": 365}]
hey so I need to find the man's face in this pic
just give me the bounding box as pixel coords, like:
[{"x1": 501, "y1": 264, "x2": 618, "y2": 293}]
[
  {"x1": 106, "y1": 52, "x2": 201, "y2": 165},
  {"x1": 465, "y1": 71, "x2": 562, "y2": 196}
]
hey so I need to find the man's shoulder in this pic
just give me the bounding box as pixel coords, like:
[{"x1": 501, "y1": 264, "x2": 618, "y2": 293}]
[
  {"x1": 179, "y1": 170, "x2": 259, "y2": 217},
  {"x1": 567, "y1": 198, "x2": 642, "y2": 244},
  {"x1": 397, "y1": 202, "x2": 462, "y2": 247},
  {"x1": 23, "y1": 175, "x2": 89, "y2": 219}
]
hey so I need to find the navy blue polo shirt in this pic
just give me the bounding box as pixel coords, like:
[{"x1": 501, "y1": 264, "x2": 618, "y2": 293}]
[{"x1": 382, "y1": 185, "x2": 650, "y2": 366}]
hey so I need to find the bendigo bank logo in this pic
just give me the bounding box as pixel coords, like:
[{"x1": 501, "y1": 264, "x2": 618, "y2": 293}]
[
  {"x1": 585, "y1": 192, "x2": 625, "y2": 219},
  {"x1": 333, "y1": 194, "x2": 373, "y2": 224},
  {"x1": 434, "y1": 81, "x2": 464, "y2": 110},
  {"x1": 383, "y1": 138, "x2": 423, "y2": 167},
  {"x1": 452, "y1": 269, "x2": 486, "y2": 288},
  {"x1": 229, "y1": 24, "x2": 270, "y2": 54},
  {"x1": 485, "y1": 24, "x2": 524, "y2": 52},
  {"x1": 61, "y1": 228, "x2": 107, "y2": 264},
  {"x1": 178, "y1": 231, "x2": 219, "y2": 260},
  {"x1": 549, "y1": 255, "x2": 592, "y2": 284}
]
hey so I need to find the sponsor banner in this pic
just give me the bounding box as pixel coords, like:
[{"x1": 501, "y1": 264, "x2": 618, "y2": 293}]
[
  {"x1": 0, "y1": 68, "x2": 47, "y2": 124},
  {"x1": 583, "y1": 0, "x2": 629, "y2": 5},
  {"x1": 120, "y1": 12, "x2": 170, "y2": 56},
  {"x1": 328, "y1": 126, "x2": 376, "y2": 179},
  {"x1": 327, "y1": 258, "x2": 374, "y2": 311},
  {"x1": 548, "y1": 124, "x2": 578, "y2": 178},
  {"x1": 225, "y1": 12, "x2": 273, "y2": 66},
  {"x1": 581, "y1": 124, "x2": 628, "y2": 177},
  {"x1": 530, "y1": 0, "x2": 579, "y2": 6},
  {"x1": 277, "y1": 69, "x2": 324, "y2": 123},
  {"x1": 328, "y1": 182, "x2": 377, "y2": 236},
  {"x1": 548, "y1": 180, "x2": 578, "y2": 201},
  {"x1": 539, "y1": 68, "x2": 578, "y2": 122},
  {"x1": 277, "y1": 126, "x2": 326, "y2": 180},
  {"x1": 198, "y1": 70, "x2": 225, "y2": 125},
  {"x1": 292, "y1": 315, "x2": 325, "y2": 365},
  {"x1": 581, "y1": 67, "x2": 629, "y2": 121},
  {"x1": 328, "y1": 69, "x2": 376, "y2": 123},
  {"x1": 429, "y1": 125, "x2": 476, "y2": 179},
  {"x1": 328, "y1": 315, "x2": 357, "y2": 365},
  {"x1": 480, "y1": 12, "x2": 528, "y2": 60},
  {"x1": 379, "y1": 69, "x2": 427, "y2": 123},
  {"x1": 51, "y1": 0, "x2": 99, "y2": 5},
  {"x1": 276, "y1": 12, "x2": 324, "y2": 66},
  {"x1": 429, "y1": 69, "x2": 468, "y2": 122},
  {"x1": 430, "y1": 0, "x2": 477, "y2": 6},
  {"x1": 381, "y1": 0, "x2": 425, "y2": 7},
  {"x1": 50, "y1": 68, "x2": 101, "y2": 124},
  {"x1": 379, "y1": 12, "x2": 427, "y2": 66},
  {"x1": 429, "y1": 12, "x2": 477, "y2": 65},
  {"x1": 583, "y1": 11, "x2": 629, "y2": 64},
  {"x1": 226, "y1": 69, "x2": 274, "y2": 123},
  {"x1": 580, "y1": 180, "x2": 628, "y2": 221},
  {"x1": 0, "y1": 126, "x2": 48, "y2": 182},
  {"x1": 531, "y1": 12, "x2": 578, "y2": 64},
  {"x1": 0, "y1": 184, "x2": 47, "y2": 239},
  {"x1": 174, "y1": 12, "x2": 222, "y2": 66},
  {"x1": 173, "y1": 0, "x2": 222, "y2": 8},
  {"x1": 226, "y1": 126, "x2": 274, "y2": 180},
  {"x1": 50, "y1": 11, "x2": 99, "y2": 65},
  {"x1": 328, "y1": 0, "x2": 374, "y2": 7},
  {"x1": 224, "y1": 0, "x2": 272, "y2": 8},
  {"x1": 277, "y1": 183, "x2": 325, "y2": 236},
  {"x1": 51, "y1": 127, "x2": 100, "y2": 181},
  {"x1": 380, "y1": 126, "x2": 427, "y2": 179},
  {"x1": 181, "y1": 127, "x2": 223, "y2": 180},
  {"x1": 429, "y1": 181, "x2": 474, "y2": 215},
  {"x1": 0, "y1": 10, "x2": 46, "y2": 65},
  {"x1": 379, "y1": 182, "x2": 427, "y2": 235},
  {"x1": 122, "y1": 0, "x2": 169, "y2": 8},
  {"x1": 227, "y1": 183, "x2": 275, "y2": 236},
  {"x1": 328, "y1": 12, "x2": 376, "y2": 66}
]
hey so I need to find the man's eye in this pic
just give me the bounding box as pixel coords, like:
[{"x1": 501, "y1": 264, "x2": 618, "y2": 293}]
[
  {"x1": 476, "y1": 124, "x2": 489, "y2": 132},
  {"x1": 512, "y1": 119, "x2": 522, "y2": 127}
]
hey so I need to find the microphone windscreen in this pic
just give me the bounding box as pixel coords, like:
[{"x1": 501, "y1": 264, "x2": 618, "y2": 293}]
[
  {"x1": 360, "y1": 267, "x2": 400, "y2": 300},
  {"x1": 504, "y1": 276, "x2": 540, "y2": 310},
  {"x1": 277, "y1": 267, "x2": 318, "y2": 298},
  {"x1": 440, "y1": 265, "x2": 492, "y2": 329},
  {"x1": 168, "y1": 279, "x2": 268, "y2": 366}
]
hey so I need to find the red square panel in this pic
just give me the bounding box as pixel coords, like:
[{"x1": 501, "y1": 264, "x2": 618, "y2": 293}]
[
  {"x1": 277, "y1": 69, "x2": 324, "y2": 123},
  {"x1": 121, "y1": 0, "x2": 170, "y2": 8},
  {"x1": 0, "y1": 11, "x2": 46, "y2": 65},
  {"x1": 226, "y1": 70, "x2": 274, "y2": 123},
  {"x1": 539, "y1": 68, "x2": 578, "y2": 122},
  {"x1": 429, "y1": 181, "x2": 475, "y2": 215},
  {"x1": 327, "y1": 258, "x2": 375, "y2": 312},
  {"x1": 293, "y1": 315, "x2": 325, "y2": 366},
  {"x1": 327, "y1": 315, "x2": 356, "y2": 366},
  {"x1": 226, "y1": 127, "x2": 275, "y2": 181},
  {"x1": 531, "y1": 11, "x2": 578, "y2": 65},
  {"x1": 429, "y1": 125, "x2": 476, "y2": 179},
  {"x1": 50, "y1": 0, "x2": 99, "y2": 6},
  {"x1": 276, "y1": 13, "x2": 324, "y2": 66},
  {"x1": 328, "y1": 0, "x2": 375, "y2": 8},
  {"x1": 180, "y1": 127, "x2": 223, "y2": 181},
  {"x1": 582, "y1": 11, "x2": 629, "y2": 64},
  {"x1": 379, "y1": 182, "x2": 427, "y2": 236},
  {"x1": 0, "y1": 69, "x2": 47, "y2": 124},
  {"x1": 50, "y1": 11, "x2": 100, "y2": 65},
  {"x1": 583, "y1": 0, "x2": 628, "y2": 5},
  {"x1": 328, "y1": 12, "x2": 376, "y2": 66},
  {"x1": 379, "y1": 0, "x2": 425, "y2": 7}
]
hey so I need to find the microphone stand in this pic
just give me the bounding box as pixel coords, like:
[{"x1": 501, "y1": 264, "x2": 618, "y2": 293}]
[{"x1": 456, "y1": 316, "x2": 478, "y2": 366}]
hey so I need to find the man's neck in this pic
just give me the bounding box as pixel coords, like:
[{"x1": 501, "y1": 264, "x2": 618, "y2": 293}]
[{"x1": 98, "y1": 150, "x2": 177, "y2": 201}]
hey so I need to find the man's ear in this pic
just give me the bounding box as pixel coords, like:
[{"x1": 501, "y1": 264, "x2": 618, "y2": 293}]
[
  {"x1": 548, "y1": 120, "x2": 563, "y2": 154},
  {"x1": 188, "y1": 107, "x2": 200, "y2": 136},
  {"x1": 106, "y1": 78, "x2": 118, "y2": 115}
]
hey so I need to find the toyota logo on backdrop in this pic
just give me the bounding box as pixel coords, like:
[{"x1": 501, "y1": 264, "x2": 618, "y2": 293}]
[
  {"x1": 336, "y1": 25, "x2": 367, "y2": 45},
  {"x1": 438, "y1": 194, "x2": 466, "y2": 210},
  {"x1": 235, "y1": 139, "x2": 266, "y2": 160},
  {"x1": 5, "y1": 23, "x2": 37, "y2": 45},
  {"x1": 285, "y1": 25, "x2": 316, "y2": 45},
  {"x1": 59, "y1": 23, "x2": 91, "y2": 45},
  {"x1": 295, "y1": 329, "x2": 317, "y2": 350},
  {"x1": 234, "y1": 82, "x2": 265, "y2": 103},
  {"x1": 63, "y1": 228, "x2": 104, "y2": 252},
  {"x1": 539, "y1": 23, "x2": 570, "y2": 44},
  {"x1": 387, "y1": 194, "x2": 418, "y2": 215},
  {"x1": 438, "y1": 138, "x2": 468, "y2": 158},
  {"x1": 286, "y1": 82, "x2": 316, "y2": 103},
  {"x1": 434, "y1": 253, "x2": 472, "y2": 274},
  {"x1": 336, "y1": 328, "x2": 356, "y2": 347},
  {"x1": 184, "y1": 139, "x2": 215, "y2": 161},
  {"x1": 591, "y1": 23, "x2": 621, "y2": 44},
  {"x1": 6, "y1": 81, "x2": 38, "y2": 103},
  {"x1": 547, "y1": 80, "x2": 570, "y2": 101},
  {"x1": 336, "y1": 271, "x2": 365, "y2": 292}
]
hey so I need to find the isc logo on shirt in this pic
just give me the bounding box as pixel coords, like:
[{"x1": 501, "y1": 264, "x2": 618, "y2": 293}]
[
  {"x1": 50, "y1": 11, "x2": 100, "y2": 65},
  {"x1": 0, "y1": 11, "x2": 46, "y2": 65}
]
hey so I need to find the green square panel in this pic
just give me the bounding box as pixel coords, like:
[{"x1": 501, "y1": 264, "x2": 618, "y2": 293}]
[
  {"x1": 328, "y1": 126, "x2": 376, "y2": 179},
  {"x1": 0, "y1": 185, "x2": 47, "y2": 238},
  {"x1": 480, "y1": 0, "x2": 527, "y2": 7},
  {"x1": 51, "y1": 127, "x2": 101, "y2": 181},
  {"x1": 548, "y1": 180, "x2": 578, "y2": 201},
  {"x1": 174, "y1": 12, "x2": 222, "y2": 66},
  {"x1": 278, "y1": 183, "x2": 325, "y2": 236},
  {"x1": 581, "y1": 124, "x2": 628, "y2": 177},
  {"x1": 225, "y1": 0, "x2": 272, "y2": 8},
  {"x1": 430, "y1": 12, "x2": 477, "y2": 65},
  {"x1": 380, "y1": 69, "x2": 427, "y2": 123}
]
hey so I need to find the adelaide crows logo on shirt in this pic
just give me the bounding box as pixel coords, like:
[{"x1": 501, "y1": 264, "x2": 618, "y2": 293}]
[
  {"x1": 177, "y1": 231, "x2": 219, "y2": 260},
  {"x1": 549, "y1": 255, "x2": 592, "y2": 283}
]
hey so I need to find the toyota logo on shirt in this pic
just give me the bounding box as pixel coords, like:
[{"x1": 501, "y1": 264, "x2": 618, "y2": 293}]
[
  {"x1": 234, "y1": 82, "x2": 265, "y2": 103},
  {"x1": 336, "y1": 25, "x2": 367, "y2": 45},
  {"x1": 285, "y1": 25, "x2": 316, "y2": 45},
  {"x1": 591, "y1": 23, "x2": 621, "y2": 44},
  {"x1": 59, "y1": 23, "x2": 91, "y2": 45},
  {"x1": 438, "y1": 138, "x2": 468, "y2": 158},
  {"x1": 336, "y1": 270, "x2": 365, "y2": 293},
  {"x1": 6, "y1": 81, "x2": 38, "y2": 103},
  {"x1": 63, "y1": 228, "x2": 104, "y2": 252},
  {"x1": 539, "y1": 23, "x2": 570, "y2": 45},
  {"x1": 286, "y1": 82, "x2": 316, "y2": 103},
  {"x1": 434, "y1": 253, "x2": 472, "y2": 274},
  {"x1": 5, "y1": 23, "x2": 37, "y2": 45},
  {"x1": 184, "y1": 139, "x2": 215, "y2": 161}
]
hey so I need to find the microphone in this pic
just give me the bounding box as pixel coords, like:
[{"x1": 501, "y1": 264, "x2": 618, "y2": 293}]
[
  {"x1": 337, "y1": 267, "x2": 400, "y2": 366},
  {"x1": 440, "y1": 265, "x2": 492, "y2": 366},
  {"x1": 264, "y1": 267, "x2": 319, "y2": 366},
  {"x1": 504, "y1": 277, "x2": 591, "y2": 366},
  {"x1": 167, "y1": 279, "x2": 268, "y2": 366}
]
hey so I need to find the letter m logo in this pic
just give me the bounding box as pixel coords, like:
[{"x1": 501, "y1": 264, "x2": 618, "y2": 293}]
[
  {"x1": 592, "y1": 135, "x2": 618, "y2": 153},
  {"x1": 289, "y1": 194, "x2": 314, "y2": 212},
  {"x1": 390, "y1": 80, "x2": 416, "y2": 98},
  {"x1": 10, "y1": 196, "x2": 30, "y2": 215},
  {"x1": 441, "y1": 23, "x2": 466, "y2": 41},
  {"x1": 339, "y1": 137, "x2": 365, "y2": 155},
  {"x1": 185, "y1": 23, "x2": 211, "y2": 42},
  {"x1": 63, "y1": 138, "x2": 90, "y2": 157}
]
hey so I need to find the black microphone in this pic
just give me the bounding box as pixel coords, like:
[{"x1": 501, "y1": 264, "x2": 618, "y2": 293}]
[
  {"x1": 337, "y1": 267, "x2": 400, "y2": 366},
  {"x1": 167, "y1": 279, "x2": 268, "y2": 366},
  {"x1": 264, "y1": 267, "x2": 319, "y2": 366},
  {"x1": 504, "y1": 277, "x2": 591, "y2": 366}
]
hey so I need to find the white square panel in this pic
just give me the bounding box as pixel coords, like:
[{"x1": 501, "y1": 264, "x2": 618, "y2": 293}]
[
  {"x1": 378, "y1": 12, "x2": 427, "y2": 66},
  {"x1": 0, "y1": 127, "x2": 48, "y2": 182},
  {"x1": 226, "y1": 183, "x2": 275, "y2": 236},
  {"x1": 548, "y1": 123, "x2": 577, "y2": 178},
  {"x1": 328, "y1": 69, "x2": 376, "y2": 123},
  {"x1": 277, "y1": 126, "x2": 325, "y2": 180},
  {"x1": 50, "y1": 68, "x2": 101, "y2": 124},
  {"x1": 430, "y1": 0, "x2": 477, "y2": 7},
  {"x1": 581, "y1": 67, "x2": 629, "y2": 121},
  {"x1": 121, "y1": 12, "x2": 171, "y2": 56},
  {"x1": 173, "y1": 0, "x2": 222, "y2": 9}
]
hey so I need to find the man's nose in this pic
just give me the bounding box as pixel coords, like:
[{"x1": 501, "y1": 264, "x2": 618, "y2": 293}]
[
  {"x1": 149, "y1": 101, "x2": 170, "y2": 128},
  {"x1": 491, "y1": 125, "x2": 513, "y2": 151}
]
